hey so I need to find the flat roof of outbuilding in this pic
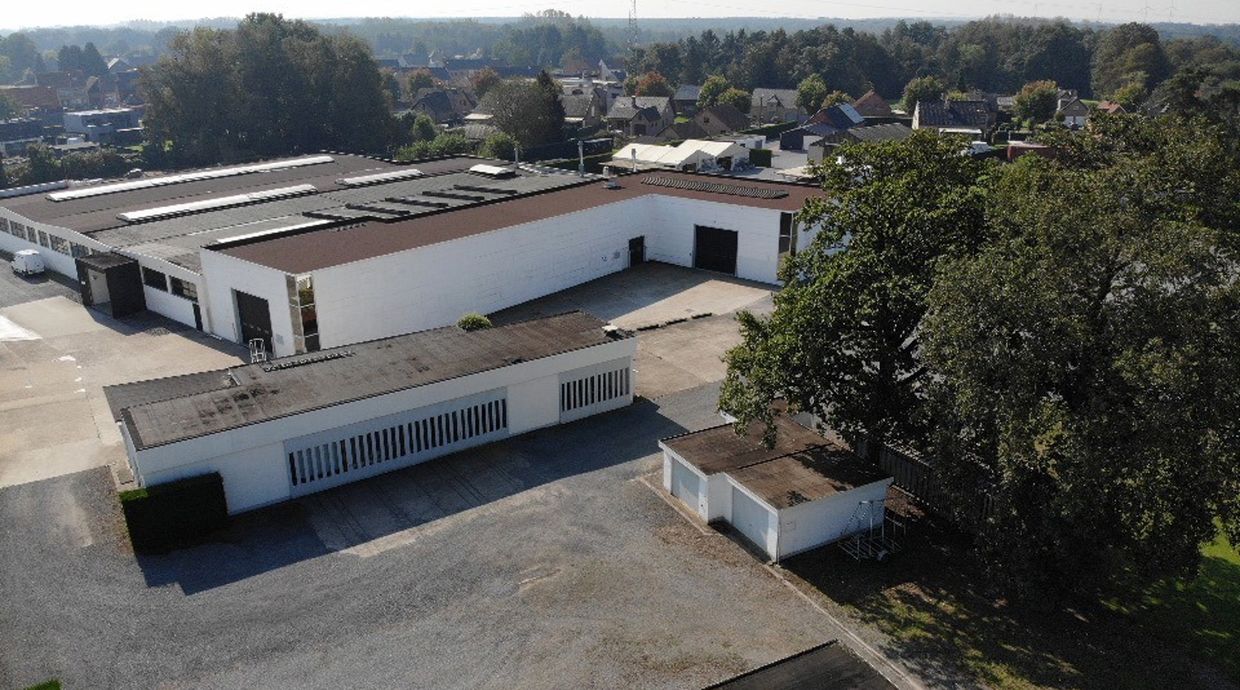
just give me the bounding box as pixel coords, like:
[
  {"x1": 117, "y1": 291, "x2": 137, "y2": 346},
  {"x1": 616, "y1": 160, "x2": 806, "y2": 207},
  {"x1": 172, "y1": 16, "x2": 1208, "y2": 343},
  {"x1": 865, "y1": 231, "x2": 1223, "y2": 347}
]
[
  {"x1": 661, "y1": 415, "x2": 889, "y2": 509},
  {"x1": 106, "y1": 311, "x2": 628, "y2": 450}
]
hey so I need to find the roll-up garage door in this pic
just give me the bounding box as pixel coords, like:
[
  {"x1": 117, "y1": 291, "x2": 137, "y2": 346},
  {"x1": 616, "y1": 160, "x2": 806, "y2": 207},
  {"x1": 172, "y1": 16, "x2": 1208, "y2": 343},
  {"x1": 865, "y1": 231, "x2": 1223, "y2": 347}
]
[
  {"x1": 731, "y1": 486, "x2": 773, "y2": 558},
  {"x1": 671, "y1": 458, "x2": 702, "y2": 511},
  {"x1": 694, "y1": 225, "x2": 738, "y2": 275}
]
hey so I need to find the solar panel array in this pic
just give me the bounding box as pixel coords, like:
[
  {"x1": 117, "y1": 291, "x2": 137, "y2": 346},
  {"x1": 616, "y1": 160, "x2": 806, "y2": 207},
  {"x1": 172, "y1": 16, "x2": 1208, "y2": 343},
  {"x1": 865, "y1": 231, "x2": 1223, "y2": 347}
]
[
  {"x1": 640, "y1": 175, "x2": 789, "y2": 199},
  {"x1": 46, "y1": 155, "x2": 334, "y2": 202}
]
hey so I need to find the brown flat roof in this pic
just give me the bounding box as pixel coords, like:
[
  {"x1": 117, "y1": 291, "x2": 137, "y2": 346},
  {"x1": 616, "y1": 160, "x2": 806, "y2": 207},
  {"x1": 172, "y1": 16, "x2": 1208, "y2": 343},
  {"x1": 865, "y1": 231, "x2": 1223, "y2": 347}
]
[
  {"x1": 662, "y1": 415, "x2": 889, "y2": 509},
  {"x1": 109, "y1": 311, "x2": 625, "y2": 450},
  {"x1": 217, "y1": 171, "x2": 822, "y2": 274}
]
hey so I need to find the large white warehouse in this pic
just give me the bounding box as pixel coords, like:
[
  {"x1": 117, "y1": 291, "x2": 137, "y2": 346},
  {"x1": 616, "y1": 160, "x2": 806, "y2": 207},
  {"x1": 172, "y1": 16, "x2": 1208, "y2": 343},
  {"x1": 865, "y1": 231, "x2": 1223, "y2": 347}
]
[
  {"x1": 103, "y1": 311, "x2": 636, "y2": 513},
  {"x1": 0, "y1": 154, "x2": 819, "y2": 358}
]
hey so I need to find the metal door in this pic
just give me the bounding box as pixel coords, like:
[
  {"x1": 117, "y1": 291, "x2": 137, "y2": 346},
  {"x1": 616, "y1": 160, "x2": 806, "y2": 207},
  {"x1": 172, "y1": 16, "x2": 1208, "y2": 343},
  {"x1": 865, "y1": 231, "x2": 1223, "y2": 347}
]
[
  {"x1": 693, "y1": 225, "x2": 738, "y2": 275},
  {"x1": 628, "y1": 236, "x2": 645, "y2": 266},
  {"x1": 234, "y1": 290, "x2": 273, "y2": 353}
]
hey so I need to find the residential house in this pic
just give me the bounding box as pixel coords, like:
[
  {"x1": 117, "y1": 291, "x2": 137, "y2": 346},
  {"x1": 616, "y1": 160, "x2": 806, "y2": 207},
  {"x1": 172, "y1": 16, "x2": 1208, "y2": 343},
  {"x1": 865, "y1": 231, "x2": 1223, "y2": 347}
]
[
  {"x1": 37, "y1": 71, "x2": 90, "y2": 110},
  {"x1": 912, "y1": 98, "x2": 995, "y2": 138},
  {"x1": 63, "y1": 107, "x2": 143, "y2": 144},
  {"x1": 851, "y1": 89, "x2": 893, "y2": 118},
  {"x1": 649, "y1": 120, "x2": 709, "y2": 143},
  {"x1": 1056, "y1": 96, "x2": 1089, "y2": 128},
  {"x1": 673, "y1": 83, "x2": 702, "y2": 115},
  {"x1": 751, "y1": 88, "x2": 801, "y2": 123},
  {"x1": 105, "y1": 57, "x2": 132, "y2": 74},
  {"x1": 779, "y1": 103, "x2": 865, "y2": 150},
  {"x1": 605, "y1": 96, "x2": 673, "y2": 137},
  {"x1": 1095, "y1": 100, "x2": 1127, "y2": 115},
  {"x1": 410, "y1": 87, "x2": 476, "y2": 125},
  {"x1": 693, "y1": 103, "x2": 750, "y2": 137},
  {"x1": 807, "y1": 122, "x2": 914, "y2": 163},
  {"x1": 598, "y1": 59, "x2": 627, "y2": 84},
  {"x1": 561, "y1": 89, "x2": 607, "y2": 130},
  {"x1": 0, "y1": 85, "x2": 64, "y2": 126}
]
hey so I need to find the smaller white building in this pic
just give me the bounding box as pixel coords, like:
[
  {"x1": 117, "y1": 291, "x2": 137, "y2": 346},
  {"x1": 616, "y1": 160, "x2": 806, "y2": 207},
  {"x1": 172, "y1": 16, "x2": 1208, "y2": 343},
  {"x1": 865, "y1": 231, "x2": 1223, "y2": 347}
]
[
  {"x1": 105, "y1": 312, "x2": 636, "y2": 514},
  {"x1": 660, "y1": 415, "x2": 892, "y2": 561}
]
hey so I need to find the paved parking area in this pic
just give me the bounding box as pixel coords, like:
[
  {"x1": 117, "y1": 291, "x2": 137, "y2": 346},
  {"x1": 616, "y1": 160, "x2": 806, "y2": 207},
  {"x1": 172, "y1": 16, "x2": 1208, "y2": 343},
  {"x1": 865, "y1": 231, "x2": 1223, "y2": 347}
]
[
  {"x1": 493, "y1": 263, "x2": 774, "y2": 399},
  {"x1": 491, "y1": 262, "x2": 773, "y2": 331},
  {"x1": 0, "y1": 291, "x2": 245, "y2": 488},
  {"x1": 0, "y1": 383, "x2": 871, "y2": 690}
]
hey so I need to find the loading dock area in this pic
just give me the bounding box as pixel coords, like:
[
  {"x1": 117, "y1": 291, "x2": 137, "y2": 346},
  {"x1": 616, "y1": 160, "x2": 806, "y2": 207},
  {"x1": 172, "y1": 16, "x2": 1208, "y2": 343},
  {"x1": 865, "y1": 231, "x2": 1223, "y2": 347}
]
[
  {"x1": 660, "y1": 414, "x2": 892, "y2": 561},
  {"x1": 74, "y1": 252, "x2": 146, "y2": 319}
]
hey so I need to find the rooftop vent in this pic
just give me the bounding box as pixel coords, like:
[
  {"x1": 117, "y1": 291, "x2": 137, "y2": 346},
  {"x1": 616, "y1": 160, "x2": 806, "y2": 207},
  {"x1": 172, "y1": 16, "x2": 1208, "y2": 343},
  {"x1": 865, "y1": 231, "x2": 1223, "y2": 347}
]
[{"x1": 468, "y1": 163, "x2": 517, "y2": 179}]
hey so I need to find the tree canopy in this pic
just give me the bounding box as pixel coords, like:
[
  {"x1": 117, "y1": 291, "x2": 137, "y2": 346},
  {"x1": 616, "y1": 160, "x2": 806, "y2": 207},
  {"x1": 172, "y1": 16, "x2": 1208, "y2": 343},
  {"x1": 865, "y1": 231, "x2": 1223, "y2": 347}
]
[
  {"x1": 720, "y1": 132, "x2": 989, "y2": 454},
  {"x1": 924, "y1": 115, "x2": 1240, "y2": 598},
  {"x1": 634, "y1": 70, "x2": 672, "y2": 97},
  {"x1": 1013, "y1": 79, "x2": 1060, "y2": 123},
  {"x1": 140, "y1": 13, "x2": 396, "y2": 166},
  {"x1": 901, "y1": 75, "x2": 946, "y2": 110},
  {"x1": 796, "y1": 74, "x2": 828, "y2": 113},
  {"x1": 481, "y1": 71, "x2": 565, "y2": 148}
]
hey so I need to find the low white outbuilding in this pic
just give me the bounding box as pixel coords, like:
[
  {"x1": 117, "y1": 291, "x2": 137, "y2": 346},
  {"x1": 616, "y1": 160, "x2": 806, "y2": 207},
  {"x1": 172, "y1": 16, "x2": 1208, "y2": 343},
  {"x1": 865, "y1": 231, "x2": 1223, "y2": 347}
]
[
  {"x1": 105, "y1": 312, "x2": 636, "y2": 514},
  {"x1": 659, "y1": 415, "x2": 892, "y2": 561}
]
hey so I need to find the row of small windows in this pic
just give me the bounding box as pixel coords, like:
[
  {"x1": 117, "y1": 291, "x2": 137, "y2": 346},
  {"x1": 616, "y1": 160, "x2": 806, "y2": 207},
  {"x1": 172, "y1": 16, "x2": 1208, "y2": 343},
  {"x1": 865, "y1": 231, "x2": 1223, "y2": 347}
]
[
  {"x1": 288, "y1": 398, "x2": 508, "y2": 487},
  {"x1": 561, "y1": 367, "x2": 630, "y2": 413},
  {"x1": 1, "y1": 217, "x2": 93, "y2": 258}
]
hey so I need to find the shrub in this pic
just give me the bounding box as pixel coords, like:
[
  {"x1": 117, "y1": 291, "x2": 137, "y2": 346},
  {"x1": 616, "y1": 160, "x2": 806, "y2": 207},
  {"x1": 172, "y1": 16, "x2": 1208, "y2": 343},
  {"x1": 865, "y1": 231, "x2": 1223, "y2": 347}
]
[
  {"x1": 457, "y1": 312, "x2": 493, "y2": 331},
  {"x1": 119, "y1": 473, "x2": 228, "y2": 553},
  {"x1": 748, "y1": 148, "x2": 773, "y2": 167}
]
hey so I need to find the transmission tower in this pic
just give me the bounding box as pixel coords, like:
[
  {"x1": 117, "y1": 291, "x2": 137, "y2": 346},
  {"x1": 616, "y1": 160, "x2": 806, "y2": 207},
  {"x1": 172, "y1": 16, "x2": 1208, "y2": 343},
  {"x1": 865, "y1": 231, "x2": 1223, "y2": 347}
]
[{"x1": 627, "y1": 0, "x2": 638, "y2": 57}]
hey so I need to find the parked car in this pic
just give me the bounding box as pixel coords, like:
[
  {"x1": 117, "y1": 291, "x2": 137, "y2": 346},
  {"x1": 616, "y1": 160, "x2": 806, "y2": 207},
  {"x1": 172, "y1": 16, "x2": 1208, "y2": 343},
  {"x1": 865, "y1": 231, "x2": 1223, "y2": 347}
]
[{"x1": 11, "y1": 249, "x2": 46, "y2": 276}]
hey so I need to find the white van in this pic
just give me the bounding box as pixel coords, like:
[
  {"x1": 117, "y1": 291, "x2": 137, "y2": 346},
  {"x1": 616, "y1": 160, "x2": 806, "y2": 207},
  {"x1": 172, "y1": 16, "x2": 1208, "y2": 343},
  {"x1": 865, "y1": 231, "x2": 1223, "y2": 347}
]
[{"x1": 11, "y1": 249, "x2": 46, "y2": 276}]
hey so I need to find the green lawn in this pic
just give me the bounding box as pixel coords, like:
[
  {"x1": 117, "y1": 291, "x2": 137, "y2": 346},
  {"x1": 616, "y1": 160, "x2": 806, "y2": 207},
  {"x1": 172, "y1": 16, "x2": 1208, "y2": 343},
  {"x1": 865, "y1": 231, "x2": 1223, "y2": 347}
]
[{"x1": 783, "y1": 506, "x2": 1240, "y2": 689}]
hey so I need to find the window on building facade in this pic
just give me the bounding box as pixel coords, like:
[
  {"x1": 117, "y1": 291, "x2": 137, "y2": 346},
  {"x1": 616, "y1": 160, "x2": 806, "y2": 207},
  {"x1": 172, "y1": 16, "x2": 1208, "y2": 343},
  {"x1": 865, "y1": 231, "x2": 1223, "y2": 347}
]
[
  {"x1": 169, "y1": 276, "x2": 198, "y2": 302},
  {"x1": 49, "y1": 235, "x2": 71, "y2": 255},
  {"x1": 37, "y1": 230, "x2": 50, "y2": 248},
  {"x1": 142, "y1": 267, "x2": 168, "y2": 291}
]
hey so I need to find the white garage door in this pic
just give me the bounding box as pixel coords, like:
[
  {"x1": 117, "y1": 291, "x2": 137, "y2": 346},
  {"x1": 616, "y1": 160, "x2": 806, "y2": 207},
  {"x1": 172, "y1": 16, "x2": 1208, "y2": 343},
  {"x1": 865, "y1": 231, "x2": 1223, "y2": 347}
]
[
  {"x1": 671, "y1": 458, "x2": 702, "y2": 512},
  {"x1": 731, "y1": 486, "x2": 773, "y2": 558}
]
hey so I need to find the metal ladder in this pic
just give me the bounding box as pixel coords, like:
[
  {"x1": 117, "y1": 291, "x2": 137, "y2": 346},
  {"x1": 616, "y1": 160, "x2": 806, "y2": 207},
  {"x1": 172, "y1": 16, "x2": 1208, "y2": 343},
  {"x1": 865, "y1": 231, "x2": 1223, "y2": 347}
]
[
  {"x1": 839, "y1": 498, "x2": 904, "y2": 562},
  {"x1": 248, "y1": 338, "x2": 268, "y2": 364}
]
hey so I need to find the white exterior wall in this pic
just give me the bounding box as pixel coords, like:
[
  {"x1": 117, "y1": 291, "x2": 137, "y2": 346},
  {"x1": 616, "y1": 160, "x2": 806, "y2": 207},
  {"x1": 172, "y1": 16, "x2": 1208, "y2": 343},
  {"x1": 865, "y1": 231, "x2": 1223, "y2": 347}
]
[
  {"x1": 775, "y1": 478, "x2": 893, "y2": 560},
  {"x1": 198, "y1": 249, "x2": 297, "y2": 357},
  {"x1": 311, "y1": 196, "x2": 658, "y2": 348},
  {"x1": 0, "y1": 208, "x2": 111, "y2": 277},
  {"x1": 137, "y1": 256, "x2": 204, "y2": 329},
  {"x1": 127, "y1": 338, "x2": 635, "y2": 513},
  {"x1": 300, "y1": 194, "x2": 783, "y2": 349},
  {"x1": 649, "y1": 196, "x2": 784, "y2": 284},
  {"x1": 729, "y1": 482, "x2": 780, "y2": 559}
]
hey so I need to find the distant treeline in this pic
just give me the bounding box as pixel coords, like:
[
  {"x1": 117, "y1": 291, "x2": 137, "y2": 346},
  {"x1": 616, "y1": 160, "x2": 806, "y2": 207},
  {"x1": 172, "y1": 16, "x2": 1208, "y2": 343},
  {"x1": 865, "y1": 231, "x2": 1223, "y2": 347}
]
[{"x1": 628, "y1": 18, "x2": 1240, "y2": 100}]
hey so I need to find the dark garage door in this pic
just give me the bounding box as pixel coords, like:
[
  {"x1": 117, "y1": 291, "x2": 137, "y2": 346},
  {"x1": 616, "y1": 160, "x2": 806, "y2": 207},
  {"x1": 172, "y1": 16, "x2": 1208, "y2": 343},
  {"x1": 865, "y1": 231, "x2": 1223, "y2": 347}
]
[
  {"x1": 235, "y1": 290, "x2": 273, "y2": 352},
  {"x1": 694, "y1": 225, "x2": 738, "y2": 275}
]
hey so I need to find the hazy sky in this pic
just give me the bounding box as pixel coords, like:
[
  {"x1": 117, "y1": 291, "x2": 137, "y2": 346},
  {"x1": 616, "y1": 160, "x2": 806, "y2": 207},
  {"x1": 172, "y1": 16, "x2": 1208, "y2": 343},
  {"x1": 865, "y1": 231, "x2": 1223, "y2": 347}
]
[{"x1": 5, "y1": 0, "x2": 1239, "y2": 30}]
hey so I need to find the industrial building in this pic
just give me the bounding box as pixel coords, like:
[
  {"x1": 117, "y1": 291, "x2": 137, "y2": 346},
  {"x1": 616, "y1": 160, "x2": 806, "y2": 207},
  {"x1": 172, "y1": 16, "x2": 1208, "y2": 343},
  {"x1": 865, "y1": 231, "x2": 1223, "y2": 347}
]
[
  {"x1": 660, "y1": 415, "x2": 892, "y2": 562},
  {"x1": 0, "y1": 154, "x2": 819, "y2": 358},
  {"x1": 104, "y1": 311, "x2": 636, "y2": 513}
]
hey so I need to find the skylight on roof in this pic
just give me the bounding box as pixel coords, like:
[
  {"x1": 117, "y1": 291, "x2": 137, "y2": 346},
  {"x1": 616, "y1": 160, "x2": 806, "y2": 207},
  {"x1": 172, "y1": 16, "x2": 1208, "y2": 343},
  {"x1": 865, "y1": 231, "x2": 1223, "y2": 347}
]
[
  {"x1": 212, "y1": 219, "x2": 333, "y2": 245},
  {"x1": 336, "y1": 168, "x2": 425, "y2": 187},
  {"x1": 116, "y1": 184, "x2": 318, "y2": 223},
  {"x1": 46, "y1": 155, "x2": 334, "y2": 202},
  {"x1": 468, "y1": 164, "x2": 516, "y2": 179}
]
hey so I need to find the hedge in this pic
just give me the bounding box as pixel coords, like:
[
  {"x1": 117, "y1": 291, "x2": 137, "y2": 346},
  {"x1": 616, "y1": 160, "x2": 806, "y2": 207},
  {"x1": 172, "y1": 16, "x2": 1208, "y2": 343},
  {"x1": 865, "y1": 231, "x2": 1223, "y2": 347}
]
[
  {"x1": 748, "y1": 148, "x2": 773, "y2": 167},
  {"x1": 119, "y1": 473, "x2": 228, "y2": 553}
]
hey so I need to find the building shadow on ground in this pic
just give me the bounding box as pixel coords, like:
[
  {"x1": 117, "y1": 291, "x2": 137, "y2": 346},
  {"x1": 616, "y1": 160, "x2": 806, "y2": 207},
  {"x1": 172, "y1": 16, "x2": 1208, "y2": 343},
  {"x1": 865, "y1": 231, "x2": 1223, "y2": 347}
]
[
  {"x1": 135, "y1": 396, "x2": 687, "y2": 595},
  {"x1": 780, "y1": 496, "x2": 1236, "y2": 689}
]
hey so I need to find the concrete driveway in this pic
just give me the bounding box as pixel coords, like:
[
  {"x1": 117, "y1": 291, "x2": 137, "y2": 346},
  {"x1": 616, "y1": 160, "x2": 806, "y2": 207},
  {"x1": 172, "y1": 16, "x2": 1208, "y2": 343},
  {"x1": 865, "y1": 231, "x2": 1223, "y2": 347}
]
[
  {"x1": 0, "y1": 383, "x2": 885, "y2": 690},
  {"x1": 0, "y1": 294, "x2": 245, "y2": 488}
]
